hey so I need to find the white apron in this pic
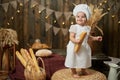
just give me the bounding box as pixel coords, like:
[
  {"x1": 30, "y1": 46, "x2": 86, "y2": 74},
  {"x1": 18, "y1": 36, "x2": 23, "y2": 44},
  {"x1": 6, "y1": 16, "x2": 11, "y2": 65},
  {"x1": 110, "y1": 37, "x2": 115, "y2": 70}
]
[{"x1": 65, "y1": 24, "x2": 91, "y2": 68}]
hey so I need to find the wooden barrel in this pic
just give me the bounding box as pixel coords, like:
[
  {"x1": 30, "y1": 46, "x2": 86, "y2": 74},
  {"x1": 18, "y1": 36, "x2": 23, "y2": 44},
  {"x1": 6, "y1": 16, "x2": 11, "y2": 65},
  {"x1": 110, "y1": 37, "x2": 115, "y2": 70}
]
[
  {"x1": 0, "y1": 71, "x2": 8, "y2": 80},
  {"x1": 51, "y1": 69, "x2": 107, "y2": 80}
]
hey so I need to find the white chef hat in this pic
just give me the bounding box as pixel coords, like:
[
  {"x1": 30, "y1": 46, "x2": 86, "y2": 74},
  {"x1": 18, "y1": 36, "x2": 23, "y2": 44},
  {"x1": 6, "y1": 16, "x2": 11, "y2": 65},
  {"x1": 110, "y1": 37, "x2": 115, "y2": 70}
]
[{"x1": 73, "y1": 4, "x2": 91, "y2": 20}]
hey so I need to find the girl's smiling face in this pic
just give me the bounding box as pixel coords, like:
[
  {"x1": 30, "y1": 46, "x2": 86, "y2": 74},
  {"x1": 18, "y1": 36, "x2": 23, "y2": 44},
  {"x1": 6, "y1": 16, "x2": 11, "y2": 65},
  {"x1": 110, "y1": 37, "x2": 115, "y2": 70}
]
[{"x1": 75, "y1": 12, "x2": 87, "y2": 26}]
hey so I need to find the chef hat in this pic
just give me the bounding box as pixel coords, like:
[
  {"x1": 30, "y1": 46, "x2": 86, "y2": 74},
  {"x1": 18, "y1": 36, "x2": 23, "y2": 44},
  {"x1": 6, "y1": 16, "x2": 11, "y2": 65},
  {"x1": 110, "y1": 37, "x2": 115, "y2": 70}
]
[{"x1": 73, "y1": 4, "x2": 91, "y2": 20}]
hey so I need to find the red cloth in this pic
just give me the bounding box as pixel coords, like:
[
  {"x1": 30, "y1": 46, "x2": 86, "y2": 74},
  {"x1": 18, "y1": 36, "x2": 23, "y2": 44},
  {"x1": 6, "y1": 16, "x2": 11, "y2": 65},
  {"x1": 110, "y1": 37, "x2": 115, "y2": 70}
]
[{"x1": 9, "y1": 54, "x2": 65, "y2": 80}]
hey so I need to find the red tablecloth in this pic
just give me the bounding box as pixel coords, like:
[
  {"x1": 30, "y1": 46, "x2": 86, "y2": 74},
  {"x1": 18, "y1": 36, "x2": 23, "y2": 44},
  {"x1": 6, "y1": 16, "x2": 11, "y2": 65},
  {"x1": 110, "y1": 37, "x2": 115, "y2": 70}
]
[{"x1": 9, "y1": 54, "x2": 65, "y2": 80}]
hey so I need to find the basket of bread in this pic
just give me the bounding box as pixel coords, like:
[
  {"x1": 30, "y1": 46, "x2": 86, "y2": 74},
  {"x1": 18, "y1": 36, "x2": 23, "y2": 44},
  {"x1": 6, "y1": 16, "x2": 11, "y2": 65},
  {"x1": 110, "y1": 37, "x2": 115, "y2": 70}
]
[{"x1": 15, "y1": 48, "x2": 46, "y2": 80}]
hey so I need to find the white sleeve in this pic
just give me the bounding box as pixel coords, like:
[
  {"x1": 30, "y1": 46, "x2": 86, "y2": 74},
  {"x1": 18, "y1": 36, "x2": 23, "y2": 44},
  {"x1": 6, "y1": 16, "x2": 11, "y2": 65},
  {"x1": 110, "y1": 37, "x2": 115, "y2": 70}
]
[{"x1": 69, "y1": 25, "x2": 76, "y2": 33}]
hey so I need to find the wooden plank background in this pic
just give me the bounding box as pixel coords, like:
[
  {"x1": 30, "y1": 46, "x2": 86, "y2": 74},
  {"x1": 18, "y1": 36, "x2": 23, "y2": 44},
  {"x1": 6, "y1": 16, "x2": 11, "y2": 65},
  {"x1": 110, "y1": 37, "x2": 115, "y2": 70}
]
[{"x1": 0, "y1": 0, "x2": 120, "y2": 58}]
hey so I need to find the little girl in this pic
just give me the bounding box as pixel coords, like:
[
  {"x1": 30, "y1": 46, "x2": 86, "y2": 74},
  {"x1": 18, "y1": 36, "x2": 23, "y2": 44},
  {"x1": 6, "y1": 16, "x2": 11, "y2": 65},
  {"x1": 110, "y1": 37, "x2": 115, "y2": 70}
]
[{"x1": 64, "y1": 4, "x2": 102, "y2": 78}]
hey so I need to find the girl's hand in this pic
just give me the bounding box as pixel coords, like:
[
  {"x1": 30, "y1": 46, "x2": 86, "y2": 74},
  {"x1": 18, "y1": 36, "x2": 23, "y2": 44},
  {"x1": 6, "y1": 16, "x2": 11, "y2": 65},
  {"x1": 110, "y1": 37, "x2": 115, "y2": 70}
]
[
  {"x1": 96, "y1": 36, "x2": 102, "y2": 41},
  {"x1": 75, "y1": 39, "x2": 81, "y2": 44}
]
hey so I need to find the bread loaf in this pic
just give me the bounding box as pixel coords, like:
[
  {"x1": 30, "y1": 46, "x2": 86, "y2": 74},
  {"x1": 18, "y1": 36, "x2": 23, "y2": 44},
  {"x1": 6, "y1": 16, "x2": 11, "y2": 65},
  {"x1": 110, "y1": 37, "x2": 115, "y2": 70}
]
[{"x1": 74, "y1": 31, "x2": 87, "y2": 53}]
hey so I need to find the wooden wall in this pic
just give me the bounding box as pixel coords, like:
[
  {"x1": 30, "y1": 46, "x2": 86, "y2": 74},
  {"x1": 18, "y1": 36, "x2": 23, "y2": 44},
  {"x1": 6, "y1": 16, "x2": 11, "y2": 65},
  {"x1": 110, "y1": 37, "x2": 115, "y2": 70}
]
[{"x1": 0, "y1": 0, "x2": 120, "y2": 58}]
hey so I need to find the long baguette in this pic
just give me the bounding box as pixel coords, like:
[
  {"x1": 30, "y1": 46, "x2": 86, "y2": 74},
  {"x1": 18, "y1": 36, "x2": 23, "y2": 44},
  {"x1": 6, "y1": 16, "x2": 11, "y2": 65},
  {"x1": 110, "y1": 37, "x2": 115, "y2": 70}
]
[
  {"x1": 74, "y1": 31, "x2": 87, "y2": 53},
  {"x1": 29, "y1": 48, "x2": 40, "y2": 72},
  {"x1": 24, "y1": 49, "x2": 32, "y2": 60},
  {"x1": 20, "y1": 48, "x2": 31, "y2": 62},
  {"x1": 16, "y1": 51, "x2": 26, "y2": 67},
  {"x1": 20, "y1": 48, "x2": 28, "y2": 62}
]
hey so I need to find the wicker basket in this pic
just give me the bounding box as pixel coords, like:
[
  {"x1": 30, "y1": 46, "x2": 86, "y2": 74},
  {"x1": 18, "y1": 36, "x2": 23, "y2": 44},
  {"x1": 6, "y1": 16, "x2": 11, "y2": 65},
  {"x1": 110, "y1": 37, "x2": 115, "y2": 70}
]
[
  {"x1": 24, "y1": 57, "x2": 46, "y2": 80},
  {"x1": 51, "y1": 69, "x2": 107, "y2": 80}
]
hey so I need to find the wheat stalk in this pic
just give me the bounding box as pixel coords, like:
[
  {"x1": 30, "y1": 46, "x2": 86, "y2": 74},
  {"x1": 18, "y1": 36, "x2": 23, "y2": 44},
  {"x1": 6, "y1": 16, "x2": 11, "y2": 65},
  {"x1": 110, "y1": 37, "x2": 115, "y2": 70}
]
[
  {"x1": 87, "y1": 4, "x2": 108, "y2": 35},
  {"x1": 0, "y1": 28, "x2": 18, "y2": 47}
]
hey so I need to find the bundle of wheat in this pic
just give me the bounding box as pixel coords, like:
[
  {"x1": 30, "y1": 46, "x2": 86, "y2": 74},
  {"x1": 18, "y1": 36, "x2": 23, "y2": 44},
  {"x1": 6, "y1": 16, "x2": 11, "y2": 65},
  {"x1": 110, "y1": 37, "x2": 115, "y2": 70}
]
[
  {"x1": 15, "y1": 48, "x2": 46, "y2": 80},
  {"x1": 0, "y1": 28, "x2": 18, "y2": 48},
  {"x1": 87, "y1": 4, "x2": 108, "y2": 35}
]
